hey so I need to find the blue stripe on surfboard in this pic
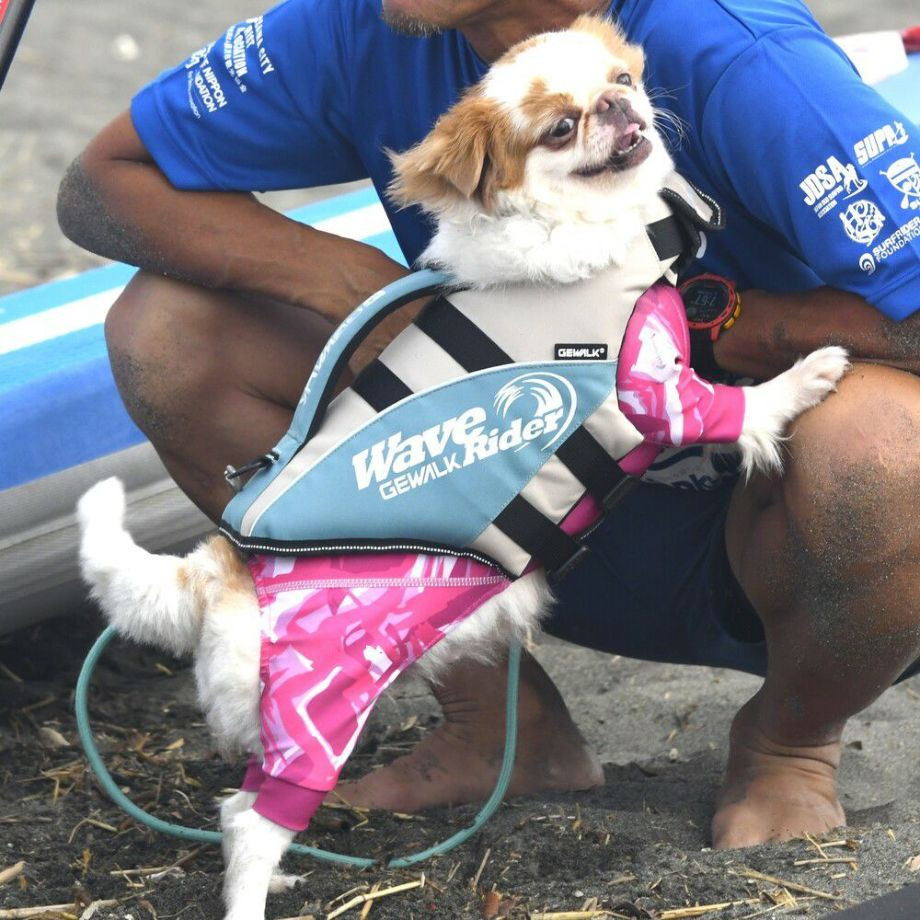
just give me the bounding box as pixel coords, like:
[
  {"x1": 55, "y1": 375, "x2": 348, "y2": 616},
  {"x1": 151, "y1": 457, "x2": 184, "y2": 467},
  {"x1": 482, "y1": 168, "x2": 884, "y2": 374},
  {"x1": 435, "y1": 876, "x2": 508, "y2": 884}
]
[
  {"x1": 0, "y1": 227, "x2": 404, "y2": 486},
  {"x1": 364, "y1": 230, "x2": 408, "y2": 266},
  {"x1": 0, "y1": 263, "x2": 136, "y2": 324},
  {"x1": 0, "y1": 353, "x2": 146, "y2": 490},
  {"x1": 284, "y1": 184, "x2": 383, "y2": 226},
  {"x1": 0, "y1": 325, "x2": 108, "y2": 393}
]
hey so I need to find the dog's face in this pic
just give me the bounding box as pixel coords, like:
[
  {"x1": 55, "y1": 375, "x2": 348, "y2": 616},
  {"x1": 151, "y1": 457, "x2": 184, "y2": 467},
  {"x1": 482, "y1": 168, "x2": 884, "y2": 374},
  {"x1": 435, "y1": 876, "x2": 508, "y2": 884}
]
[{"x1": 389, "y1": 16, "x2": 671, "y2": 219}]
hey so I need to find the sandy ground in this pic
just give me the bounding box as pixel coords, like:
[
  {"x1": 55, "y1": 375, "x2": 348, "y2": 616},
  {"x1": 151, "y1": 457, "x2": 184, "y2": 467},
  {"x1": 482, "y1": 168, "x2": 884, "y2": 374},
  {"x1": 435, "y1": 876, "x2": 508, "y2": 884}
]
[{"x1": 2, "y1": 1, "x2": 919, "y2": 918}]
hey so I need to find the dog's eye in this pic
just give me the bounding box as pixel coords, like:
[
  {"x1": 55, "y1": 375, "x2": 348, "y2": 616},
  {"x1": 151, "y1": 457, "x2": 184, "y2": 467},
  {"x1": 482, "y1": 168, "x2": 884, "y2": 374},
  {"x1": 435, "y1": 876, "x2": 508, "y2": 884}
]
[
  {"x1": 616, "y1": 73, "x2": 633, "y2": 87},
  {"x1": 548, "y1": 116, "x2": 577, "y2": 139}
]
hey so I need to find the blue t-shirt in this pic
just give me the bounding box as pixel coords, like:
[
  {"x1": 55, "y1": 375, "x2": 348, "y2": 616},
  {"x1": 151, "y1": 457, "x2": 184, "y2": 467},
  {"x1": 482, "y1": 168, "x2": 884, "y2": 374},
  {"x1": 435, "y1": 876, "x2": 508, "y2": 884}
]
[{"x1": 131, "y1": 0, "x2": 920, "y2": 320}]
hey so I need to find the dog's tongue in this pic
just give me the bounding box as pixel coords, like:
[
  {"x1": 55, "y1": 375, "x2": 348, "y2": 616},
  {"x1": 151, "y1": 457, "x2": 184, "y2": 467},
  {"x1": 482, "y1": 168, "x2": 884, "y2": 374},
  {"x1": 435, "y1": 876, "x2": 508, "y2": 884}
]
[{"x1": 615, "y1": 123, "x2": 642, "y2": 151}]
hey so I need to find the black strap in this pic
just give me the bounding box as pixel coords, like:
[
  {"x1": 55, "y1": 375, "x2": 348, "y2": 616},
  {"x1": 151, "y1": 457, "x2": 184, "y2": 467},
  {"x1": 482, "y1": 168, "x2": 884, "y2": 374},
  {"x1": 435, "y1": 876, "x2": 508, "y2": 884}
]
[
  {"x1": 555, "y1": 427, "x2": 629, "y2": 508},
  {"x1": 688, "y1": 328, "x2": 721, "y2": 381},
  {"x1": 351, "y1": 359, "x2": 413, "y2": 411},
  {"x1": 418, "y1": 296, "x2": 632, "y2": 515},
  {"x1": 492, "y1": 496, "x2": 586, "y2": 577},
  {"x1": 646, "y1": 215, "x2": 686, "y2": 263},
  {"x1": 302, "y1": 277, "x2": 459, "y2": 443},
  {"x1": 415, "y1": 296, "x2": 513, "y2": 371}
]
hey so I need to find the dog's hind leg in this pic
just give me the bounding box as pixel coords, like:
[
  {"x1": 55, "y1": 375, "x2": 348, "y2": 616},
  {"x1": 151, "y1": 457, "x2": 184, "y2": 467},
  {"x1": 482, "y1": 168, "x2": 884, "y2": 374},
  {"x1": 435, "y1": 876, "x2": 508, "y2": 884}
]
[
  {"x1": 222, "y1": 807, "x2": 297, "y2": 920},
  {"x1": 219, "y1": 790, "x2": 257, "y2": 862},
  {"x1": 220, "y1": 789, "x2": 307, "y2": 897}
]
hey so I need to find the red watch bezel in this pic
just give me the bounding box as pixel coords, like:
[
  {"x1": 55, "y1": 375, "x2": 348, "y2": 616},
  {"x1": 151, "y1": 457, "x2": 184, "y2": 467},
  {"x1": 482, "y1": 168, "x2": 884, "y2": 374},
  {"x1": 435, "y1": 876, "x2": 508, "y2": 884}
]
[{"x1": 679, "y1": 273, "x2": 741, "y2": 342}]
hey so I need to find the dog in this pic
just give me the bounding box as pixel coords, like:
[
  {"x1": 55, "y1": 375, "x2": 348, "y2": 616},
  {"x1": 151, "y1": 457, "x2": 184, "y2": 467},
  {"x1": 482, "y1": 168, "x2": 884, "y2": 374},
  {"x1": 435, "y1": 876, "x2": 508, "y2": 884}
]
[{"x1": 77, "y1": 16, "x2": 848, "y2": 920}]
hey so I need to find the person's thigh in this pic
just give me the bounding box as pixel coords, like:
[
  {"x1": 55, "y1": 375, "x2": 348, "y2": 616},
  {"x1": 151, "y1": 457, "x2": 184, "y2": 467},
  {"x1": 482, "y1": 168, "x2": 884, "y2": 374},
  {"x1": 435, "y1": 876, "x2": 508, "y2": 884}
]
[
  {"x1": 105, "y1": 272, "x2": 343, "y2": 518},
  {"x1": 545, "y1": 480, "x2": 768, "y2": 676}
]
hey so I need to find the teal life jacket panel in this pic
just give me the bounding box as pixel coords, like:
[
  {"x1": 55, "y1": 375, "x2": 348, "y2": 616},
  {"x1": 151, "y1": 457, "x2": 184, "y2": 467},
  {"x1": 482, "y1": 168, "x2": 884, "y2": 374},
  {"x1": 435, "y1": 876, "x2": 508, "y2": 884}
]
[{"x1": 220, "y1": 174, "x2": 722, "y2": 579}]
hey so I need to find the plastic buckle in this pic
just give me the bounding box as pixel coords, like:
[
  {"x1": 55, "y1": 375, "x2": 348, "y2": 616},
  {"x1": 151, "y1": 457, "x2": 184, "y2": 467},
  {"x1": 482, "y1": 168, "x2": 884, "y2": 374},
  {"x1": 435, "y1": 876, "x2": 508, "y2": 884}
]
[
  {"x1": 601, "y1": 475, "x2": 637, "y2": 512},
  {"x1": 547, "y1": 543, "x2": 591, "y2": 585}
]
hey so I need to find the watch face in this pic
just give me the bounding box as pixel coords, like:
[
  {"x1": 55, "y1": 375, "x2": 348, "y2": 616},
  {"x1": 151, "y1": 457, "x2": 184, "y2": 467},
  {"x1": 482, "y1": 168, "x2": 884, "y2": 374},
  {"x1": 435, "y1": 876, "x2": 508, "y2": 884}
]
[{"x1": 683, "y1": 279, "x2": 730, "y2": 325}]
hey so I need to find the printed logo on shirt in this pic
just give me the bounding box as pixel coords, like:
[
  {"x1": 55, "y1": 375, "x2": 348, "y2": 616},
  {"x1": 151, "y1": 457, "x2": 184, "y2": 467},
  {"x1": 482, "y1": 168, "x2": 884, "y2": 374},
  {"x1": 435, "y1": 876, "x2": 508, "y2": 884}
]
[
  {"x1": 839, "y1": 200, "x2": 886, "y2": 246},
  {"x1": 351, "y1": 372, "x2": 577, "y2": 501},
  {"x1": 880, "y1": 155, "x2": 920, "y2": 211},
  {"x1": 859, "y1": 253, "x2": 876, "y2": 275},
  {"x1": 854, "y1": 121, "x2": 910, "y2": 166},
  {"x1": 222, "y1": 16, "x2": 275, "y2": 94},
  {"x1": 184, "y1": 42, "x2": 228, "y2": 116},
  {"x1": 800, "y1": 156, "x2": 867, "y2": 217},
  {"x1": 868, "y1": 216, "x2": 920, "y2": 265}
]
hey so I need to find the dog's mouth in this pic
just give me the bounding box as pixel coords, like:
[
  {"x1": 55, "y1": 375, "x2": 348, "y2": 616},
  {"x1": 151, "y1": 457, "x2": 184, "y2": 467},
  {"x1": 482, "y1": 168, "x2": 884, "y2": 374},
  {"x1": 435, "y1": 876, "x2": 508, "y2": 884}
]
[{"x1": 574, "y1": 118, "x2": 652, "y2": 178}]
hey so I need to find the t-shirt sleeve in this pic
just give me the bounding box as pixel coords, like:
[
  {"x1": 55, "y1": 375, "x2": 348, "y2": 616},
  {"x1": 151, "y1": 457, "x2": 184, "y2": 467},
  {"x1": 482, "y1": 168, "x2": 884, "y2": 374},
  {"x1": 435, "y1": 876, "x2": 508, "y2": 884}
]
[
  {"x1": 701, "y1": 28, "x2": 920, "y2": 321},
  {"x1": 130, "y1": 0, "x2": 367, "y2": 192}
]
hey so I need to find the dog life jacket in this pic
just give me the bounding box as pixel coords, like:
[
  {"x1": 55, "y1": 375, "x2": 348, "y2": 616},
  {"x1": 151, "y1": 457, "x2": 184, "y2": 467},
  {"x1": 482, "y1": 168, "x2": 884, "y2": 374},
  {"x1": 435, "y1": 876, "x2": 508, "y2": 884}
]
[{"x1": 220, "y1": 173, "x2": 723, "y2": 580}]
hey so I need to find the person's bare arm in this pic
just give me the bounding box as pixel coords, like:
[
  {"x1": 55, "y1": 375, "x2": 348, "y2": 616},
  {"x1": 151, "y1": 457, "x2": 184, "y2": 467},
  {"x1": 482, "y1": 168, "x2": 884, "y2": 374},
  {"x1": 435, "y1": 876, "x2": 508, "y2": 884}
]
[
  {"x1": 714, "y1": 287, "x2": 920, "y2": 379},
  {"x1": 56, "y1": 111, "x2": 410, "y2": 330}
]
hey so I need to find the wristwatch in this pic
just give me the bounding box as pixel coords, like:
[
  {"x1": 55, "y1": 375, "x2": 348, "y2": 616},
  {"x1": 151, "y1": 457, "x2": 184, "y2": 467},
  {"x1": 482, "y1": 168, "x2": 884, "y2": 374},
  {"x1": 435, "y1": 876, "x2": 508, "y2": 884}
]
[{"x1": 678, "y1": 273, "x2": 742, "y2": 379}]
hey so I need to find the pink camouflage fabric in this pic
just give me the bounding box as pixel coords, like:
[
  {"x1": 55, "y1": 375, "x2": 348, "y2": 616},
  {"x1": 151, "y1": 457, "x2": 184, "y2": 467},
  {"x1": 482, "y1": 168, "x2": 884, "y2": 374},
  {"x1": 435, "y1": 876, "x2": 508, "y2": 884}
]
[
  {"x1": 242, "y1": 552, "x2": 510, "y2": 830},
  {"x1": 616, "y1": 283, "x2": 745, "y2": 474},
  {"x1": 240, "y1": 282, "x2": 747, "y2": 832}
]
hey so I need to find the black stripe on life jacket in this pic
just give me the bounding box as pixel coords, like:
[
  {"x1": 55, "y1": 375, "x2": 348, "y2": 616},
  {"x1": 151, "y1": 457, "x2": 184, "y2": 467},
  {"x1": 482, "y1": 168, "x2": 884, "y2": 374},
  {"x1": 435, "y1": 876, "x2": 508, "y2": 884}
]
[
  {"x1": 646, "y1": 214, "x2": 686, "y2": 263},
  {"x1": 414, "y1": 296, "x2": 514, "y2": 371},
  {"x1": 492, "y1": 495, "x2": 589, "y2": 581},
  {"x1": 554, "y1": 427, "x2": 629, "y2": 510},
  {"x1": 414, "y1": 294, "x2": 631, "y2": 505},
  {"x1": 351, "y1": 359, "x2": 414, "y2": 410}
]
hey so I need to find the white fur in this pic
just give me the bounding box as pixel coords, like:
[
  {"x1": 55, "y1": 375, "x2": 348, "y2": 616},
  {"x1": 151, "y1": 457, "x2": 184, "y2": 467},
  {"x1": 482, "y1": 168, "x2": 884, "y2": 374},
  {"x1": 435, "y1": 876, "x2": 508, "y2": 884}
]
[
  {"x1": 414, "y1": 22, "x2": 673, "y2": 288},
  {"x1": 418, "y1": 121, "x2": 673, "y2": 288},
  {"x1": 221, "y1": 808, "x2": 296, "y2": 920},
  {"x1": 738, "y1": 346, "x2": 850, "y2": 479},
  {"x1": 77, "y1": 478, "x2": 206, "y2": 658},
  {"x1": 77, "y1": 476, "x2": 548, "y2": 919}
]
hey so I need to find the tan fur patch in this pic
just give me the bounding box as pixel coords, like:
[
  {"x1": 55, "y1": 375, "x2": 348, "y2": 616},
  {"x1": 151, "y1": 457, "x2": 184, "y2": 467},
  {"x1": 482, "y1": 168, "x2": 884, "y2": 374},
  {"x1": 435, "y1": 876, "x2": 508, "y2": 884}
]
[
  {"x1": 389, "y1": 90, "x2": 529, "y2": 212},
  {"x1": 571, "y1": 14, "x2": 645, "y2": 77},
  {"x1": 520, "y1": 78, "x2": 578, "y2": 134},
  {"x1": 177, "y1": 536, "x2": 253, "y2": 617},
  {"x1": 388, "y1": 15, "x2": 647, "y2": 213},
  {"x1": 206, "y1": 537, "x2": 252, "y2": 595}
]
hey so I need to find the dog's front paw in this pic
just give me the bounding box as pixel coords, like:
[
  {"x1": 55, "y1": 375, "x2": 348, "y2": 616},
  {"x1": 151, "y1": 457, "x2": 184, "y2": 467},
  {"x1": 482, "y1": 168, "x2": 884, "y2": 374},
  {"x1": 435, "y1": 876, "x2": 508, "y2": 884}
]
[
  {"x1": 77, "y1": 477, "x2": 127, "y2": 532},
  {"x1": 784, "y1": 346, "x2": 850, "y2": 411},
  {"x1": 738, "y1": 346, "x2": 849, "y2": 479}
]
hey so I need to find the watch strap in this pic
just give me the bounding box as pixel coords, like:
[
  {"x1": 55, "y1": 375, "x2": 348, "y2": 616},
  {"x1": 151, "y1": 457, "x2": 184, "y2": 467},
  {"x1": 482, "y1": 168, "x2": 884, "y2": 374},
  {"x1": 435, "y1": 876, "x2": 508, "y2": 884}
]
[{"x1": 688, "y1": 326, "x2": 722, "y2": 381}]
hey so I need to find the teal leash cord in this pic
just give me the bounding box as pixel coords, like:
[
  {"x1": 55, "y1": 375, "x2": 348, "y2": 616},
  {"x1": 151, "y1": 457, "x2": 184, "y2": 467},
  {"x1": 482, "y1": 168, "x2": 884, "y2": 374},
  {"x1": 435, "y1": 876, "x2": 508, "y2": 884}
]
[{"x1": 75, "y1": 625, "x2": 521, "y2": 869}]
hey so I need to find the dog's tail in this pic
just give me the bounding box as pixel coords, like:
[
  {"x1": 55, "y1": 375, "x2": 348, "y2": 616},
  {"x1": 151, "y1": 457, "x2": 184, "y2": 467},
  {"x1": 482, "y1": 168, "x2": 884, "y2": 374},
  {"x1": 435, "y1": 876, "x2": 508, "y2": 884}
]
[{"x1": 76, "y1": 477, "x2": 207, "y2": 656}]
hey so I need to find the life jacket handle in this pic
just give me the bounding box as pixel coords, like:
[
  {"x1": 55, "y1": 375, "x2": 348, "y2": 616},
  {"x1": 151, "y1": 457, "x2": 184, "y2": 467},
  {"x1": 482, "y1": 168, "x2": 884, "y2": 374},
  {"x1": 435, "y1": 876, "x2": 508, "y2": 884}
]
[{"x1": 298, "y1": 269, "x2": 464, "y2": 445}]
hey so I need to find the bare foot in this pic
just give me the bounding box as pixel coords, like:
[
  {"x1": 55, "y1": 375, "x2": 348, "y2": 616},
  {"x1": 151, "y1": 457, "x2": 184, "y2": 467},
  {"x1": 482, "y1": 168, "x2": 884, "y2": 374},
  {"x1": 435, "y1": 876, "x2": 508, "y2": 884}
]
[
  {"x1": 328, "y1": 651, "x2": 604, "y2": 812},
  {"x1": 712, "y1": 699, "x2": 846, "y2": 849}
]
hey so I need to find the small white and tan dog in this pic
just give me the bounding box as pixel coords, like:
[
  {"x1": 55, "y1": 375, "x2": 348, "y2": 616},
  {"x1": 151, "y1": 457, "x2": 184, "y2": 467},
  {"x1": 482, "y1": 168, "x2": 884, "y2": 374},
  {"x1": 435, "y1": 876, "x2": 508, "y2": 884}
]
[{"x1": 78, "y1": 16, "x2": 847, "y2": 920}]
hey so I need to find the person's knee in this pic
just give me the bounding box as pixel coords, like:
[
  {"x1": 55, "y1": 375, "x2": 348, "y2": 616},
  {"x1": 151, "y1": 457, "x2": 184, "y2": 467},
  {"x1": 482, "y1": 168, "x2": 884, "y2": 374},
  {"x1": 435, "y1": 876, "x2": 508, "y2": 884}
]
[
  {"x1": 785, "y1": 363, "x2": 919, "y2": 510},
  {"x1": 778, "y1": 362, "x2": 919, "y2": 590},
  {"x1": 104, "y1": 272, "x2": 225, "y2": 445}
]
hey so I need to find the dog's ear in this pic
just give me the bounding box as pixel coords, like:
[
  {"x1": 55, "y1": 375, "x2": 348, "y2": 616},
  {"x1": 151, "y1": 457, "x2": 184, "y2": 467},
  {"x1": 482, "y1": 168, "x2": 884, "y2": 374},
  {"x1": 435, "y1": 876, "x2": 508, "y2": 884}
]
[{"x1": 388, "y1": 92, "x2": 523, "y2": 213}]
